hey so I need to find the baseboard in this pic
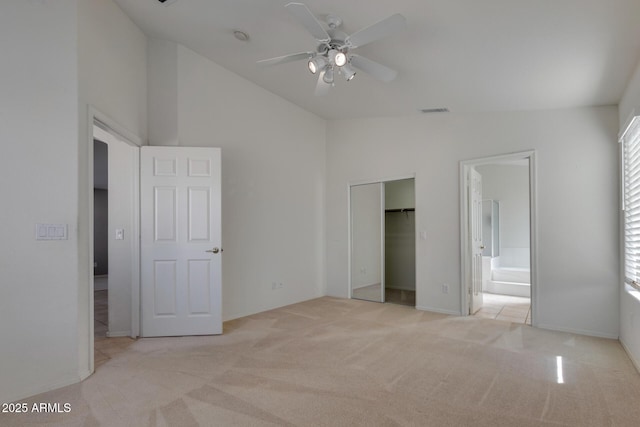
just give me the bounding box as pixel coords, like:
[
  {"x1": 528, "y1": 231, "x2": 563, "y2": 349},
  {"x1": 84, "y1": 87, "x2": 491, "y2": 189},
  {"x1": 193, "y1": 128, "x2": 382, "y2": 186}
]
[
  {"x1": 620, "y1": 339, "x2": 640, "y2": 374},
  {"x1": 78, "y1": 368, "x2": 92, "y2": 381},
  {"x1": 536, "y1": 323, "x2": 618, "y2": 339},
  {"x1": 416, "y1": 305, "x2": 461, "y2": 316},
  {"x1": 106, "y1": 330, "x2": 131, "y2": 338},
  {"x1": 1, "y1": 374, "x2": 81, "y2": 404}
]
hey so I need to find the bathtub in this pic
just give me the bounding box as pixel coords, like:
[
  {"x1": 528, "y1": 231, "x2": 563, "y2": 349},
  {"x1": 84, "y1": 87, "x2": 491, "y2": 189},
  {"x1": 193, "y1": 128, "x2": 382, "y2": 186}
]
[{"x1": 487, "y1": 266, "x2": 530, "y2": 297}]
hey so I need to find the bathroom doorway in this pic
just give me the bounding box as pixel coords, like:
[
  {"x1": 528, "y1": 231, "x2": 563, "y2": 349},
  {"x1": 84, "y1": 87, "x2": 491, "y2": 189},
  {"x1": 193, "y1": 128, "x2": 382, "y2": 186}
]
[
  {"x1": 349, "y1": 177, "x2": 416, "y2": 307},
  {"x1": 460, "y1": 151, "x2": 537, "y2": 326}
]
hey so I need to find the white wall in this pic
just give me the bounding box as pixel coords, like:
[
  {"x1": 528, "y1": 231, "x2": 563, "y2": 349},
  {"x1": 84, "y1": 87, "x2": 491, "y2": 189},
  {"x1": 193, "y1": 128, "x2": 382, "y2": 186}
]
[
  {"x1": 148, "y1": 42, "x2": 327, "y2": 320},
  {"x1": 326, "y1": 106, "x2": 620, "y2": 336},
  {"x1": 148, "y1": 38, "x2": 178, "y2": 147},
  {"x1": 619, "y1": 58, "x2": 640, "y2": 369},
  {"x1": 0, "y1": 0, "x2": 148, "y2": 403},
  {"x1": 0, "y1": 0, "x2": 80, "y2": 403},
  {"x1": 385, "y1": 178, "x2": 415, "y2": 209},
  {"x1": 475, "y1": 164, "x2": 530, "y2": 268}
]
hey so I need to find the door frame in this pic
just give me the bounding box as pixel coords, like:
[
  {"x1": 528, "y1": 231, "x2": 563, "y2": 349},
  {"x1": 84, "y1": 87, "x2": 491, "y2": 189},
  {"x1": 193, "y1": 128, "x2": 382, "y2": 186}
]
[
  {"x1": 87, "y1": 107, "x2": 141, "y2": 373},
  {"x1": 459, "y1": 150, "x2": 538, "y2": 325},
  {"x1": 347, "y1": 174, "x2": 416, "y2": 302}
]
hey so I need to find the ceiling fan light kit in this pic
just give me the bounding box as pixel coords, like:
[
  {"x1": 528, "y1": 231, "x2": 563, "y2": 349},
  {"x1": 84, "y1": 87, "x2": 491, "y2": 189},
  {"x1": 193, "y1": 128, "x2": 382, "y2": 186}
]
[
  {"x1": 322, "y1": 67, "x2": 334, "y2": 84},
  {"x1": 257, "y1": 2, "x2": 406, "y2": 95},
  {"x1": 341, "y1": 63, "x2": 356, "y2": 81},
  {"x1": 308, "y1": 56, "x2": 328, "y2": 74}
]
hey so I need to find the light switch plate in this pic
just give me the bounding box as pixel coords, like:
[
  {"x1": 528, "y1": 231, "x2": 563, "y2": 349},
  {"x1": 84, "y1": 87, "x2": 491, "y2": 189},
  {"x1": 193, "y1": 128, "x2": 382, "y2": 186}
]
[
  {"x1": 36, "y1": 224, "x2": 68, "y2": 240},
  {"x1": 115, "y1": 229, "x2": 124, "y2": 240}
]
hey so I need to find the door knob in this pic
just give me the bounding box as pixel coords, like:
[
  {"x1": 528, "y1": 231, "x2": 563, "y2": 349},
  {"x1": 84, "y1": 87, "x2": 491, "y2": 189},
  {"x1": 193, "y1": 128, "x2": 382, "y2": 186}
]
[
  {"x1": 206, "y1": 247, "x2": 222, "y2": 254},
  {"x1": 480, "y1": 245, "x2": 485, "y2": 249}
]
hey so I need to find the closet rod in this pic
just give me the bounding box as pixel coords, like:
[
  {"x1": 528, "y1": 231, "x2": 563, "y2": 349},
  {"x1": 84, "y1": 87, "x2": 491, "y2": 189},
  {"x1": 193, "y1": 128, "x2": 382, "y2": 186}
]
[{"x1": 385, "y1": 208, "x2": 415, "y2": 213}]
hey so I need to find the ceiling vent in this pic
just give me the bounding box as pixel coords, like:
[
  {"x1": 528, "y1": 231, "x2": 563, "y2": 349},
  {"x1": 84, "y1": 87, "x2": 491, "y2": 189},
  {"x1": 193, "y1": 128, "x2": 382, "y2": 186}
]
[{"x1": 419, "y1": 108, "x2": 450, "y2": 114}]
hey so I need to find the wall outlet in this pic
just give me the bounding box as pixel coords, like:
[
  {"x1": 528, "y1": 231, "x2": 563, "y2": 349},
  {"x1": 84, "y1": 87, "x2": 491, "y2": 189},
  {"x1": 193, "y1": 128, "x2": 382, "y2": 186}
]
[
  {"x1": 272, "y1": 282, "x2": 284, "y2": 290},
  {"x1": 442, "y1": 283, "x2": 449, "y2": 294}
]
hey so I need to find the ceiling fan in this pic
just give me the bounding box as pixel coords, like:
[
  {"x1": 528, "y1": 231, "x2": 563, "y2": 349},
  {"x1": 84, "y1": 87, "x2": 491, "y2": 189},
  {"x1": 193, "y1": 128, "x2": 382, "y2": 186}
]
[{"x1": 257, "y1": 2, "x2": 406, "y2": 96}]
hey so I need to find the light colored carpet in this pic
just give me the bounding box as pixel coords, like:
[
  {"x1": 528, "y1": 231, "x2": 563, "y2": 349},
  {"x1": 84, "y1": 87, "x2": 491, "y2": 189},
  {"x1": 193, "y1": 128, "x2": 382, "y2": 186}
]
[{"x1": 2, "y1": 296, "x2": 640, "y2": 426}]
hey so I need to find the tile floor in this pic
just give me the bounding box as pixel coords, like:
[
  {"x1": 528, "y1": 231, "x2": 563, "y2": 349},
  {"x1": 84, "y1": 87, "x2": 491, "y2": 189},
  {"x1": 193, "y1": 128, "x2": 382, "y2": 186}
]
[
  {"x1": 474, "y1": 292, "x2": 532, "y2": 325},
  {"x1": 94, "y1": 288, "x2": 135, "y2": 368}
]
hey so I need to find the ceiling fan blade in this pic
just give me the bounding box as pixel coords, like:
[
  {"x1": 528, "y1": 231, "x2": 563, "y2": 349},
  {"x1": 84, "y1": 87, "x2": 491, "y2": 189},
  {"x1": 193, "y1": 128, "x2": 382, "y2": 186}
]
[
  {"x1": 350, "y1": 55, "x2": 398, "y2": 82},
  {"x1": 257, "y1": 51, "x2": 315, "y2": 67},
  {"x1": 315, "y1": 71, "x2": 331, "y2": 96},
  {"x1": 285, "y1": 2, "x2": 331, "y2": 44},
  {"x1": 345, "y1": 14, "x2": 406, "y2": 48}
]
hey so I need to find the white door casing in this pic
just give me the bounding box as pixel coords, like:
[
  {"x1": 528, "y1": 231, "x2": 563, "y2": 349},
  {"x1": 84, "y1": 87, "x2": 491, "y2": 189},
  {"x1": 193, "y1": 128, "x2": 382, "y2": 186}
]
[
  {"x1": 469, "y1": 168, "x2": 484, "y2": 314},
  {"x1": 140, "y1": 146, "x2": 222, "y2": 337}
]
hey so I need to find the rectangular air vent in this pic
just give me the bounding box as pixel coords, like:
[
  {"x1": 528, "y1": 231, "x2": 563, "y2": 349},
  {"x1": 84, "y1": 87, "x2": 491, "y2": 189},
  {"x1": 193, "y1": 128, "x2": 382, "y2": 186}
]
[{"x1": 419, "y1": 108, "x2": 450, "y2": 114}]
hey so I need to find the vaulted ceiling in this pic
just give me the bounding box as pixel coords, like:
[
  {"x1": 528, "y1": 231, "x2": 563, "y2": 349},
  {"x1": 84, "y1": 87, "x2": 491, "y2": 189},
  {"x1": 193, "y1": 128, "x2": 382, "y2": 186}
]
[{"x1": 114, "y1": 0, "x2": 640, "y2": 120}]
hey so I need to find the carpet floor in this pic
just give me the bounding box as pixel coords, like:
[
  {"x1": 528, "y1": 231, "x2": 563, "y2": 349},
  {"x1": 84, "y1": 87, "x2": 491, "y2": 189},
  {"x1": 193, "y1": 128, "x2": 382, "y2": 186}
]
[{"x1": 2, "y1": 296, "x2": 639, "y2": 426}]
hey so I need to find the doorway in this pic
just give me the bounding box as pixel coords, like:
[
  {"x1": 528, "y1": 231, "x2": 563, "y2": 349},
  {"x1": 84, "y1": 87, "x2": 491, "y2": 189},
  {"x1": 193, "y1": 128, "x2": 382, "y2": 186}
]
[
  {"x1": 349, "y1": 177, "x2": 416, "y2": 306},
  {"x1": 93, "y1": 139, "x2": 109, "y2": 343},
  {"x1": 89, "y1": 113, "x2": 141, "y2": 371},
  {"x1": 460, "y1": 151, "x2": 537, "y2": 326}
]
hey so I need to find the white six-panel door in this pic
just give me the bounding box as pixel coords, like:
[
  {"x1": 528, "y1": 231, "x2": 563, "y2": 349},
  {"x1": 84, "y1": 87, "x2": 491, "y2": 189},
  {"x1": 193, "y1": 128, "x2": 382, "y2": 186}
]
[{"x1": 140, "y1": 146, "x2": 222, "y2": 337}]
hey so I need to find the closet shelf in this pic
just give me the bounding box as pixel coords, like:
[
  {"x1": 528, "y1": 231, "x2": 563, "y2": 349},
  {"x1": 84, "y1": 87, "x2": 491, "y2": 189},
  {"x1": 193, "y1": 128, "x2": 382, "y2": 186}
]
[{"x1": 385, "y1": 208, "x2": 415, "y2": 213}]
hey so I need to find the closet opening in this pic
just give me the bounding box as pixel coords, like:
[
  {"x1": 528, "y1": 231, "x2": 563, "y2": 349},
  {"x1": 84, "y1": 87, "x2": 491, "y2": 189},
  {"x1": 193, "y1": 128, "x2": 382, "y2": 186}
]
[{"x1": 349, "y1": 177, "x2": 416, "y2": 307}]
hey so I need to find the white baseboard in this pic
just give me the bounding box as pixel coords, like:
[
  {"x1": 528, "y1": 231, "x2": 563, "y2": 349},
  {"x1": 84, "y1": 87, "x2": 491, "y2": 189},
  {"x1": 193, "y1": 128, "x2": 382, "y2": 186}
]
[
  {"x1": 536, "y1": 323, "x2": 618, "y2": 339},
  {"x1": 620, "y1": 339, "x2": 640, "y2": 374},
  {"x1": 415, "y1": 305, "x2": 461, "y2": 316},
  {"x1": 1, "y1": 374, "x2": 81, "y2": 404},
  {"x1": 78, "y1": 368, "x2": 92, "y2": 381}
]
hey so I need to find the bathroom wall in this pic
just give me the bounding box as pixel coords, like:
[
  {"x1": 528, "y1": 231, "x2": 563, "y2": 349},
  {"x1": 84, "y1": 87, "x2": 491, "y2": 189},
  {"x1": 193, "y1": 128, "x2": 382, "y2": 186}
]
[{"x1": 476, "y1": 163, "x2": 530, "y2": 268}]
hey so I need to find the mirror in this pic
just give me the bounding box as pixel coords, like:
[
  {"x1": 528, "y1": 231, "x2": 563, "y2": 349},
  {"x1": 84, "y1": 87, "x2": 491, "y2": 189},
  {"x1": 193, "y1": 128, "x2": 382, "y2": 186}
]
[{"x1": 350, "y1": 183, "x2": 384, "y2": 303}]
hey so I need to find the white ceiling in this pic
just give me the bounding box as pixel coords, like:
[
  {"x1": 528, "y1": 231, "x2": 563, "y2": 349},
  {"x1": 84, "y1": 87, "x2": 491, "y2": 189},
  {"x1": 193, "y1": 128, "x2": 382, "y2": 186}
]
[{"x1": 113, "y1": 0, "x2": 640, "y2": 120}]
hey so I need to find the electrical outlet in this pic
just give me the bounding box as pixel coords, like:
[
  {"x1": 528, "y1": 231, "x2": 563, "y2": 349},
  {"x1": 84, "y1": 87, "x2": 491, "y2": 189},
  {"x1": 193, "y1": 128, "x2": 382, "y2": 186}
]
[{"x1": 442, "y1": 283, "x2": 449, "y2": 294}]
